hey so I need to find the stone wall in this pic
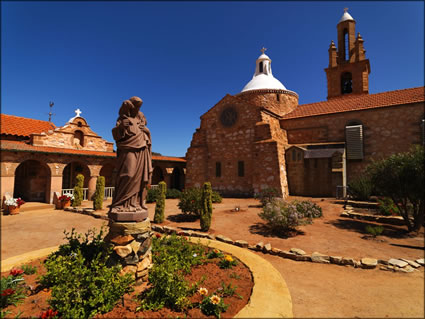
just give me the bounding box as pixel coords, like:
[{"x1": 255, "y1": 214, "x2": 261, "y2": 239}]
[{"x1": 281, "y1": 102, "x2": 424, "y2": 180}]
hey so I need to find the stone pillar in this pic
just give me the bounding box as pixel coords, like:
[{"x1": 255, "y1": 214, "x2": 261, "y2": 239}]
[
  {"x1": 88, "y1": 176, "x2": 98, "y2": 201},
  {"x1": 47, "y1": 163, "x2": 65, "y2": 204},
  {"x1": 105, "y1": 218, "x2": 152, "y2": 284},
  {"x1": 165, "y1": 168, "x2": 173, "y2": 188},
  {"x1": 1, "y1": 162, "x2": 17, "y2": 207}
]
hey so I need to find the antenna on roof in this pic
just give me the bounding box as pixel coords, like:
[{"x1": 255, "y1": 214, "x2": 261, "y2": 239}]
[{"x1": 48, "y1": 101, "x2": 55, "y2": 122}]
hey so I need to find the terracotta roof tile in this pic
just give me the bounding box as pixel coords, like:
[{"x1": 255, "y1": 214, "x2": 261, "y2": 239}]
[
  {"x1": 1, "y1": 114, "x2": 56, "y2": 137},
  {"x1": 282, "y1": 87, "x2": 424, "y2": 120},
  {"x1": 0, "y1": 140, "x2": 186, "y2": 162}
]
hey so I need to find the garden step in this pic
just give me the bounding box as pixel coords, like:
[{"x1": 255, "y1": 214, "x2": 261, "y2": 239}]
[{"x1": 19, "y1": 202, "x2": 55, "y2": 212}]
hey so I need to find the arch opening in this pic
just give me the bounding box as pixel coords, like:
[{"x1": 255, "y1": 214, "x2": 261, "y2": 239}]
[{"x1": 14, "y1": 160, "x2": 50, "y2": 202}]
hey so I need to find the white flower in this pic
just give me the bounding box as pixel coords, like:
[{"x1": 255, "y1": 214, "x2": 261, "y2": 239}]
[
  {"x1": 4, "y1": 198, "x2": 18, "y2": 206},
  {"x1": 193, "y1": 253, "x2": 197, "y2": 257}
]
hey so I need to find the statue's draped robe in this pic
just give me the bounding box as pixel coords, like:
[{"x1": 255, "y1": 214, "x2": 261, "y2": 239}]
[{"x1": 111, "y1": 111, "x2": 152, "y2": 212}]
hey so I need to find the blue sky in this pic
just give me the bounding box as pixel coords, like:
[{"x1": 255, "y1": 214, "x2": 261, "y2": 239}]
[{"x1": 2, "y1": 1, "x2": 424, "y2": 157}]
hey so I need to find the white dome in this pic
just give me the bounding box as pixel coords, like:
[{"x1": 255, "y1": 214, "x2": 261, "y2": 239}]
[
  {"x1": 241, "y1": 49, "x2": 287, "y2": 93},
  {"x1": 339, "y1": 9, "x2": 354, "y2": 23}
]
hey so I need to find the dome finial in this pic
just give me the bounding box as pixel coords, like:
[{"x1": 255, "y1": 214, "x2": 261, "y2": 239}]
[
  {"x1": 344, "y1": 7, "x2": 349, "y2": 13},
  {"x1": 260, "y1": 47, "x2": 267, "y2": 54}
]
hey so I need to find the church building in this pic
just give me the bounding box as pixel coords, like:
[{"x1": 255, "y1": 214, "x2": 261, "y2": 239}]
[{"x1": 185, "y1": 9, "x2": 424, "y2": 197}]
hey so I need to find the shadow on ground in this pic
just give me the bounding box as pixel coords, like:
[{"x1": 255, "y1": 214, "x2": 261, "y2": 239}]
[
  {"x1": 249, "y1": 222, "x2": 305, "y2": 238},
  {"x1": 326, "y1": 218, "x2": 410, "y2": 239},
  {"x1": 167, "y1": 213, "x2": 199, "y2": 223}
]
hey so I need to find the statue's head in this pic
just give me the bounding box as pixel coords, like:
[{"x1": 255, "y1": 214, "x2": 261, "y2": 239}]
[{"x1": 129, "y1": 96, "x2": 143, "y2": 110}]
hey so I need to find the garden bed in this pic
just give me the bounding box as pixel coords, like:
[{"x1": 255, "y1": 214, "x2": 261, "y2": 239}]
[{"x1": 1, "y1": 235, "x2": 253, "y2": 318}]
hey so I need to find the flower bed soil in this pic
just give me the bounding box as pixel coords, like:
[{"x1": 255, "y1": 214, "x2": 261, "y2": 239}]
[{"x1": 2, "y1": 255, "x2": 253, "y2": 318}]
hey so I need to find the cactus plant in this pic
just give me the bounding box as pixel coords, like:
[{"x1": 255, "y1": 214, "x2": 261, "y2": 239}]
[
  {"x1": 92, "y1": 176, "x2": 105, "y2": 210},
  {"x1": 200, "y1": 182, "x2": 213, "y2": 231},
  {"x1": 72, "y1": 174, "x2": 84, "y2": 207},
  {"x1": 154, "y1": 181, "x2": 167, "y2": 223}
]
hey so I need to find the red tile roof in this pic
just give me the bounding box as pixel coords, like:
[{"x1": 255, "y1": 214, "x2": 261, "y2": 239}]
[
  {"x1": 0, "y1": 140, "x2": 186, "y2": 162},
  {"x1": 1, "y1": 114, "x2": 56, "y2": 137},
  {"x1": 282, "y1": 87, "x2": 425, "y2": 120}
]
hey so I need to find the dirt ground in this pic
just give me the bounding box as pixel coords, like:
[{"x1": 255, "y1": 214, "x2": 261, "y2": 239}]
[{"x1": 2, "y1": 197, "x2": 424, "y2": 318}]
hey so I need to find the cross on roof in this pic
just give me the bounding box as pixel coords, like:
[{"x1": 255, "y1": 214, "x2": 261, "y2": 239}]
[
  {"x1": 344, "y1": 7, "x2": 349, "y2": 13},
  {"x1": 75, "y1": 108, "x2": 82, "y2": 117},
  {"x1": 261, "y1": 47, "x2": 267, "y2": 54}
]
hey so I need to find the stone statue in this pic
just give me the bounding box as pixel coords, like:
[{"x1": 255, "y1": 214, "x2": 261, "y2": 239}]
[{"x1": 108, "y1": 96, "x2": 153, "y2": 222}]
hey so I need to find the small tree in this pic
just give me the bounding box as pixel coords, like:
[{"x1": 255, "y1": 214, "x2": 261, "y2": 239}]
[
  {"x1": 200, "y1": 182, "x2": 213, "y2": 232},
  {"x1": 92, "y1": 176, "x2": 105, "y2": 211},
  {"x1": 154, "y1": 181, "x2": 167, "y2": 223},
  {"x1": 367, "y1": 146, "x2": 424, "y2": 232},
  {"x1": 72, "y1": 174, "x2": 84, "y2": 207}
]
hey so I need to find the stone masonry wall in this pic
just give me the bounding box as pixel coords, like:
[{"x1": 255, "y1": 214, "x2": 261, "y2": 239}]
[{"x1": 281, "y1": 102, "x2": 424, "y2": 180}]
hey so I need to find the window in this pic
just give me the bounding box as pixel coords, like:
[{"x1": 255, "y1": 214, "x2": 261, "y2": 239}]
[
  {"x1": 74, "y1": 130, "x2": 84, "y2": 147},
  {"x1": 291, "y1": 150, "x2": 296, "y2": 161},
  {"x1": 259, "y1": 62, "x2": 263, "y2": 73},
  {"x1": 276, "y1": 94, "x2": 280, "y2": 101},
  {"x1": 346, "y1": 124, "x2": 364, "y2": 159},
  {"x1": 238, "y1": 161, "x2": 244, "y2": 177},
  {"x1": 215, "y1": 162, "x2": 221, "y2": 177},
  {"x1": 341, "y1": 72, "x2": 353, "y2": 94},
  {"x1": 421, "y1": 119, "x2": 425, "y2": 146},
  {"x1": 344, "y1": 29, "x2": 349, "y2": 61}
]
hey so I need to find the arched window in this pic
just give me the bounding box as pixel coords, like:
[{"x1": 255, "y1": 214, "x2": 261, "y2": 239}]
[
  {"x1": 259, "y1": 61, "x2": 263, "y2": 73},
  {"x1": 344, "y1": 29, "x2": 349, "y2": 61},
  {"x1": 341, "y1": 72, "x2": 353, "y2": 94},
  {"x1": 74, "y1": 130, "x2": 84, "y2": 147}
]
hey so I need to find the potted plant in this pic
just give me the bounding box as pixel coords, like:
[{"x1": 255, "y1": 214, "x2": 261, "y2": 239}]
[
  {"x1": 4, "y1": 197, "x2": 25, "y2": 215},
  {"x1": 58, "y1": 195, "x2": 73, "y2": 209}
]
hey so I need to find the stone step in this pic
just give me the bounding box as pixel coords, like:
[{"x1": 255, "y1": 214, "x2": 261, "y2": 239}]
[{"x1": 19, "y1": 202, "x2": 55, "y2": 212}]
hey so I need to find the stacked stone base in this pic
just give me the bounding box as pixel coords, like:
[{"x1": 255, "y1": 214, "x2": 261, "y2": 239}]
[{"x1": 105, "y1": 218, "x2": 153, "y2": 284}]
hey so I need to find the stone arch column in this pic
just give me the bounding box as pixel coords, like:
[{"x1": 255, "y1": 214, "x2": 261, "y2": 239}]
[
  {"x1": 46, "y1": 163, "x2": 66, "y2": 204},
  {"x1": 87, "y1": 164, "x2": 102, "y2": 200},
  {"x1": 1, "y1": 162, "x2": 19, "y2": 206}
]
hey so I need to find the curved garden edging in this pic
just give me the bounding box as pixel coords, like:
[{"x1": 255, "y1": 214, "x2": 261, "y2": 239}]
[{"x1": 1, "y1": 240, "x2": 293, "y2": 318}]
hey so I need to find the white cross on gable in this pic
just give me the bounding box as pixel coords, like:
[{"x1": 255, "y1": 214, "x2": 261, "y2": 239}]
[
  {"x1": 75, "y1": 108, "x2": 82, "y2": 117},
  {"x1": 261, "y1": 47, "x2": 267, "y2": 54}
]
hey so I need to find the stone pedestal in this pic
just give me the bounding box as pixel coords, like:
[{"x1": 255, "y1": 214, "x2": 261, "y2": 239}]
[{"x1": 105, "y1": 218, "x2": 153, "y2": 284}]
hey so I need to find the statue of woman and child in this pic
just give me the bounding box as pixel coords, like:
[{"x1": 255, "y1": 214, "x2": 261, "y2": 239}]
[{"x1": 108, "y1": 96, "x2": 153, "y2": 222}]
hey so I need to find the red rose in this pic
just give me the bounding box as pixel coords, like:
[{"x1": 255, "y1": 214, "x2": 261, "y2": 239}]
[
  {"x1": 1, "y1": 288, "x2": 15, "y2": 296},
  {"x1": 155, "y1": 233, "x2": 161, "y2": 238},
  {"x1": 10, "y1": 269, "x2": 24, "y2": 276}
]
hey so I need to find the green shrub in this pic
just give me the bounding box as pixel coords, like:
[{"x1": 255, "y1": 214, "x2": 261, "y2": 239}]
[
  {"x1": 200, "y1": 294, "x2": 228, "y2": 318},
  {"x1": 259, "y1": 199, "x2": 300, "y2": 233},
  {"x1": 40, "y1": 228, "x2": 134, "y2": 318},
  {"x1": 166, "y1": 188, "x2": 182, "y2": 199},
  {"x1": 255, "y1": 187, "x2": 280, "y2": 206},
  {"x1": 178, "y1": 186, "x2": 221, "y2": 216},
  {"x1": 154, "y1": 181, "x2": 166, "y2": 223},
  {"x1": 377, "y1": 197, "x2": 400, "y2": 216},
  {"x1": 1, "y1": 272, "x2": 27, "y2": 310},
  {"x1": 138, "y1": 234, "x2": 206, "y2": 311},
  {"x1": 367, "y1": 146, "x2": 424, "y2": 232},
  {"x1": 92, "y1": 176, "x2": 105, "y2": 211},
  {"x1": 72, "y1": 174, "x2": 84, "y2": 207},
  {"x1": 293, "y1": 200, "x2": 323, "y2": 219},
  {"x1": 200, "y1": 182, "x2": 213, "y2": 232},
  {"x1": 20, "y1": 264, "x2": 37, "y2": 275},
  {"x1": 218, "y1": 255, "x2": 238, "y2": 269},
  {"x1": 365, "y1": 225, "x2": 384, "y2": 237},
  {"x1": 146, "y1": 187, "x2": 160, "y2": 203},
  {"x1": 347, "y1": 175, "x2": 373, "y2": 201}
]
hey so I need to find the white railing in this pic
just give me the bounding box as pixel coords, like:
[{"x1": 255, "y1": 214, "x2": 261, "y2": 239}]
[
  {"x1": 150, "y1": 185, "x2": 159, "y2": 190},
  {"x1": 62, "y1": 188, "x2": 89, "y2": 201},
  {"x1": 104, "y1": 187, "x2": 114, "y2": 199}
]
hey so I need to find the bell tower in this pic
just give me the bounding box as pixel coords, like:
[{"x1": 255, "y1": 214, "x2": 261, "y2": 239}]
[{"x1": 325, "y1": 8, "x2": 370, "y2": 99}]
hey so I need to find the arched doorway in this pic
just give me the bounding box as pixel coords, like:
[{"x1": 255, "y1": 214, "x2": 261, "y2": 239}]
[
  {"x1": 152, "y1": 167, "x2": 164, "y2": 185},
  {"x1": 14, "y1": 160, "x2": 50, "y2": 202},
  {"x1": 62, "y1": 162, "x2": 90, "y2": 189},
  {"x1": 171, "y1": 167, "x2": 182, "y2": 190}
]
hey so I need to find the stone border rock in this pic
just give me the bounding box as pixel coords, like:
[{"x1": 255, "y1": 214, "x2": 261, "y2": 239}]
[
  {"x1": 1, "y1": 238, "x2": 294, "y2": 318},
  {"x1": 152, "y1": 225, "x2": 424, "y2": 274},
  {"x1": 340, "y1": 207, "x2": 405, "y2": 226}
]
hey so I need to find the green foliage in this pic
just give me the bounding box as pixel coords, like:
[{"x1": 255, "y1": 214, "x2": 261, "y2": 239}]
[
  {"x1": 92, "y1": 176, "x2": 105, "y2": 211},
  {"x1": 200, "y1": 182, "x2": 213, "y2": 232},
  {"x1": 40, "y1": 228, "x2": 134, "y2": 318},
  {"x1": 229, "y1": 272, "x2": 240, "y2": 280},
  {"x1": 217, "y1": 282, "x2": 242, "y2": 299},
  {"x1": 199, "y1": 294, "x2": 228, "y2": 318},
  {"x1": 207, "y1": 248, "x2": 224, "y2": 259},
  {"x1": 146, "y1": 187, "x2": 160, "y2": 203},
  {"x1": 138, "y1": 234, "x2": 207, "y2": 311},
  {"x1": 178, "y1": 187, "x2": 221, "y2": 216},
  {"x1": 218, "y1": 255, "x2": 238, "y2": 269},
  {"x1": 348, "y1": 175, "x2": 373, "y2": 201},
  {"x1": 19, "y1": 264, "x2": 37, "y2": 275},
  {"x1": 365, "y1": 225, "x2": 384, "y2": 237},
  {"x1": 377, "y1": 197, "x2": 400, "y2": 216},
  {"x1": 259, "y1": 199, "x2": 323, "y2": 233},
  {"x1": 1, "y1": 274, "x2": 27, "y2": 310},
  {"x1": 255, "y1": 187, "x2": 280, "y2": 206},
  {"x1": 154, "y1": 181, "x2": 167, "y2": 223},
  {"x1": 166, "y1": 188, "x2": 182, "y2": 199},
  {"x1": 367, "y1": 146, "x2": 424, "y2": 232},
  {"x1": 72, "y1": 174, "x2": 84, "y2": 207}
]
